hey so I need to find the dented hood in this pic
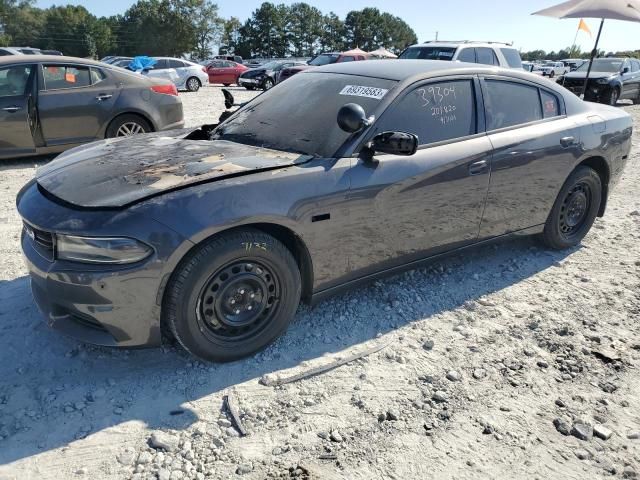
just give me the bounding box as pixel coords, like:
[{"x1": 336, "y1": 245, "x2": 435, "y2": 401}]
[{"x1": 36, "y1": 130, "x2": 311, "y2": 208}]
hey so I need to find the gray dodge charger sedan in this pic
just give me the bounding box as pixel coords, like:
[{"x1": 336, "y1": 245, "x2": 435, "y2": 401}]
[
  {"x1": 17, "y1": 60, "x2": 632, "y2": 361},
  {"x1": 0, "y1": 55, "x2": 184, "y2": 159}
]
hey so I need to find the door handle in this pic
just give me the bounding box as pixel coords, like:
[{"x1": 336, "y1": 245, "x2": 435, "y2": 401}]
[
  {"x1": 560, "y1": 136, "x2": 575, "y2": 147},
  {"x1": 2, "y1": 106, "x2": 22, "y2": 113},
  {"x1": 468, "y1": 159, "x2": 489, "y2": 176},
  {"x1": 96, "y1": 94, "x2": 113, "y2": 101}
]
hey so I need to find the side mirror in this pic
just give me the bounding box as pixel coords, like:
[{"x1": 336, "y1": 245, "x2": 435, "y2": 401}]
[
  {"x1": 622, "y1": 66, "x2": 630, "y2": 74},
  {"x1": 337, "y1": 103, "x2": 373, "y2": 133},
  {"x1": 371, "y1": 131, "x2": 418, "y2": 156}
]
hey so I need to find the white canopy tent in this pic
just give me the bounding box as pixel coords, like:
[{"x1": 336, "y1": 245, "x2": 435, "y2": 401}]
[
  {"x1": 532, "y1": 0, "x2": 640, "y2": 98},
  {"x1": 368, "y1": 47, "x2": 397, "y2": 59}
]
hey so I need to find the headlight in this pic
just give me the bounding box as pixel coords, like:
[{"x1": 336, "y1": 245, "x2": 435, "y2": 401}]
[
  {"x1": 596, "y1": 78, "x2": 610, "y2": 84},
  {"x1": 56, "y1": 235, "x2": 153, "y2": 264}
]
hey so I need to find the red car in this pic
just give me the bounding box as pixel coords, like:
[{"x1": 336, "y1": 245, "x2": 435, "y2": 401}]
[
  {"x1": 278, "y1": 52, "x2": 368, "y2": 82},
  {"x1": 206, "y1": 60, "x2": 248, "y2": 86}
]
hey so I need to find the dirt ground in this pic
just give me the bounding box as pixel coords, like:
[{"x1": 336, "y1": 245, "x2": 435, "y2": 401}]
[{"x1": 0, "y1": 85, "x2": 639, "y2": 480}]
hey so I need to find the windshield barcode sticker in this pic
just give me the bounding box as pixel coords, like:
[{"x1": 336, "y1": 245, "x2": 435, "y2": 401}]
[{"x1": 339, "y1": 85, "x2": 388, "y2": 100}]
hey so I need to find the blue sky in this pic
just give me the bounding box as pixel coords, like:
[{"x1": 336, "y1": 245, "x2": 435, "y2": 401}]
[{"x1": 36, "y1": 0, "x2": 640, "y2": 53}]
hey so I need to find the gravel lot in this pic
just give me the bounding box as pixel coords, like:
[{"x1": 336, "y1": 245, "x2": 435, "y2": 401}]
[{"x1": 0, "y1": 85, "x2": 639, "y2": 480}]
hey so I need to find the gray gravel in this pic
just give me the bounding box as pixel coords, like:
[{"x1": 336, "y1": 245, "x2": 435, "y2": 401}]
[{"x1": 0, "y1": 86, "x2": 639, "y2": 479}]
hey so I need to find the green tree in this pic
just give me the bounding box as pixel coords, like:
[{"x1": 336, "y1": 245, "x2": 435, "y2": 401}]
[
  {"x1": 190, "y1": 1, "x2": 223, "y2": 61},
  {"x1": 344, "y1": 8, "x2": 416, "y2": 53},
  {"x1": 286, "y1": 2, "x2": 322, "y2": 56},
  {"x1": 319, "y1": 12, "x2": 345, "y2": 52},
  {"x1": 220, "y1": 16, "x2": 241, "y2": 54}
]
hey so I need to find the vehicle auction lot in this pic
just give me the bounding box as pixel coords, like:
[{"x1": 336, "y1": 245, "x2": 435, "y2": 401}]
[{"x1": 1, "y1": 85, "x2": 639, "y2": 479}]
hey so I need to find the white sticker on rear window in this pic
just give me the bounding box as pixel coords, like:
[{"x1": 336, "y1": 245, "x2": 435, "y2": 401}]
[{"x1": 339, "y1": 85, "x2": 388, "y2": 100}]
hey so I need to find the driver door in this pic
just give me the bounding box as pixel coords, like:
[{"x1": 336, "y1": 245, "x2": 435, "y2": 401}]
[
  {"x1": 0, "y1": 64, "x2": 37, "y2": 158},
  {"x1": 345, "y1": 77, "x2": 492, "y2": 279}
]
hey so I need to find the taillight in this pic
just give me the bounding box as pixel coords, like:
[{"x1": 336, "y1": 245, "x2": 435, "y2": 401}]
[{"x1": 151, "y1": 84, "x2": 178, "y2": 96}]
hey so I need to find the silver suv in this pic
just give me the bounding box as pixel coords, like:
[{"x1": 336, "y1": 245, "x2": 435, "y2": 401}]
[{"x1": 399, "y1": 41, "x2": 522, "y2": 69}]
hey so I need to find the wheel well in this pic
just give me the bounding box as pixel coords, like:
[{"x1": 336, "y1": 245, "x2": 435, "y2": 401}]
[
  {"x1": 577, "y1": 156, "x2": 609, "y2": 216},
  {"x1": 106, "y1": 112, "x2": 155, "y2": 137}
]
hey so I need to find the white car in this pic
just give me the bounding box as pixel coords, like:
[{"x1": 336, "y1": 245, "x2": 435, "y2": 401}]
[
  {"x1": 533, "y1": 61, "x2": 569, "y2": 78},
  {"x1": 399, "y1": 41, "x2": 523, "y2": 69},
  {"x1": 522, "y1": 61, "x2": 544, "y2": 75},
  {"x1": 147, "y1": 57, "x2": 209, "y2": 92}
]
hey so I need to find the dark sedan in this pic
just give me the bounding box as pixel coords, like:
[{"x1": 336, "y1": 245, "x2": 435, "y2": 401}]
[
  {"x1": 17, "y1": 60, "x2": 632, "y2": 362},
  {"x1": 0, "y1": 56, "x2": 184, "y2": 159},
  {"x1": 238, "y1": 60, "x2": 307, "y2": 90},
  {"x1": 560, "y1": 57, "x2": 640, "y2": 105}
]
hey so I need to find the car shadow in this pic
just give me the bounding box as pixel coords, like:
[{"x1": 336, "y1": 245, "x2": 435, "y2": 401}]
[{"x1": 0, "y1": 235, "x2": 575, "y2": 466}]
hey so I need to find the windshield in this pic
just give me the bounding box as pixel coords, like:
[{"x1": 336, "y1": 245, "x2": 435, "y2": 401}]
[
  {"x1": 576, "y1": 58, "x2": 622, "y2": 73},
  {"x1": 213, "y1": 72, "x2": 397, "y2": 157},
  {"x1": 399, "y1": 46, "x2": 456, "y2": 60},
  {"x1": 308, "y1": 54, "x2": 339, "y2": 66}
]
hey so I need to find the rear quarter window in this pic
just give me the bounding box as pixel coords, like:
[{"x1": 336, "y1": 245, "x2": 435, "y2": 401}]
[{"x1": 500, "y1": 48, "x2": 522, "y2": 68}]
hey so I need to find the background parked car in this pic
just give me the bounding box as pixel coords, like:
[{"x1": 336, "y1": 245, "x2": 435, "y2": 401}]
[
  {"x1": 0, "y1": 47, "x2": 23, "y2": 56},
  {"x1": 559, "y1": 57, "x2": 640, "y2": 105},
  {"x1": 278, "y1": 51, "x2": 367, "y2": 82},
  {"x1": 206, "y1": 60, "x2": 247, "y2": 86},
  {"x1": 9, "y1": 47, "x2": 41, "y2": 55},
  {"x1": 0, "y1": 55, "x2": 183, "y2": 159},
  {"x1": 533, "y1": 61, "x2": 569, "y2": 78},
  {"x1": 398, "y1": 41, "x2": 522, "y2": 69},
  {"x1": 239, "y1": 60, "x2": 306, "y2": 90},
  {"x1": 148, "y1": 57, "x2": 209, "y2": 92},
  {"x1": 522, "y1": 61, "x2": 544, "y2": 75},
  {"x1": 561, "y1": 58, "x2": 587, "y2": 71},
  {"x1": 213, "y1": 54, "x2": 243, "y2": 64}
]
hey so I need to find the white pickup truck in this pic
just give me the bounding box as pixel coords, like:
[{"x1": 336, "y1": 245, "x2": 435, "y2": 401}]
[{"x1": 534, "y1": 61, "x2": 570, "y2": 78}]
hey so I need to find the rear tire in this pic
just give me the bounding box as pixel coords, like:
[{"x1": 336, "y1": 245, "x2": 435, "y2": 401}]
[
  {"x1": 540, "y1": 166, "x2": 602, "y2": 250},
  {"x1": 186, "y1": 77, "x2": 201, "y2": 92},
  {"x1": 164, "y1": 229, "x2": 301, "y2": 362},
  {"x1": 105, "y1": 114, "x2": 151, "y2": 138},
  {"x1": 549, "y1": 71, "x2": 555, "y2": 79},
  {"x1": 223, "y1": 83, "x2": 231, "y2": 87}
]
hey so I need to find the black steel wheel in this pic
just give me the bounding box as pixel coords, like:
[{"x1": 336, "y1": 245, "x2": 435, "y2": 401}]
[
  {"x1": 541, "y1": 166, "x2": 602, "y2": 249},
  {"x1": 197, "y1": 259, "x2": 281, "y2": 342},
  {"x1": 164, "y1": 229, "x2": 301, "y2": 362}
]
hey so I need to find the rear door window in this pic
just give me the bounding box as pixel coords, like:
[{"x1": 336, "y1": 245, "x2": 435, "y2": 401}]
[
  {"x1": 154, "y1": 59, "x2": 169, "y2": 69},
  {"x1": 341, "y1": 56, "x2": 355, "y2": 62},
  {"x1": 0, "y1": 65, "x2": 33, "y2": 96},
  {"x1": 167, "y1": 59, "x2": 186, "y2": 69},
  {"x1": 43, "y1": 65, "x2": 91, "y2": 90},
  {"x1": 631, "y1": 60, "x2": 640, "y2": 72},
  {"x1": 457, "y1": 48, "x2": 476, "y2": 63},
  {"x1": 476, "y1": 48, "x2": 499, "y2": 66},
  {"x1": 484, "y1": 80, "x2": 542, "y2": 130},
  {"x1": 376, "y1": 79, "x2": 477, "y2": 146},
  {"x1": 500, "y1": 48, "x2": 522, "y2": 68}
]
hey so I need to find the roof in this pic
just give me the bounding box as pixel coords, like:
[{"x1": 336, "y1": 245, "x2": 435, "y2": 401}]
[
  {"x1": 0, "y1": 55, "x2": 105, "y2": 66},
  {"x1": 408, "y1": 41, "x2": 513, "y2": 48},
  {"x1": 309, "y1": 59, "x2": 515, "y2": 81}
]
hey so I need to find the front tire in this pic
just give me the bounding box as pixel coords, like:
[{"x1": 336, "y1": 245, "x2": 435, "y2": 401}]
[
  {"x1": 164, "y1": 229, "x2": 301, "y2": 362},
  {"x1": 605, "y1": 87, "x2": 619, "y2": 106},
  {"x1": 186, "y1": 77, "x2": 201, "y2": 92},
  {"x1": 540, "y1": 166, "x2": 602, "y2": 250},
  {"x1": 262, "y1": 78, "x2": 274, "y2": 90}
]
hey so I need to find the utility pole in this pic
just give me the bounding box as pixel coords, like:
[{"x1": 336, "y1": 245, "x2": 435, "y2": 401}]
[{"x1": 435, "y1": 31, "x2": 438, "y2": 41}]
